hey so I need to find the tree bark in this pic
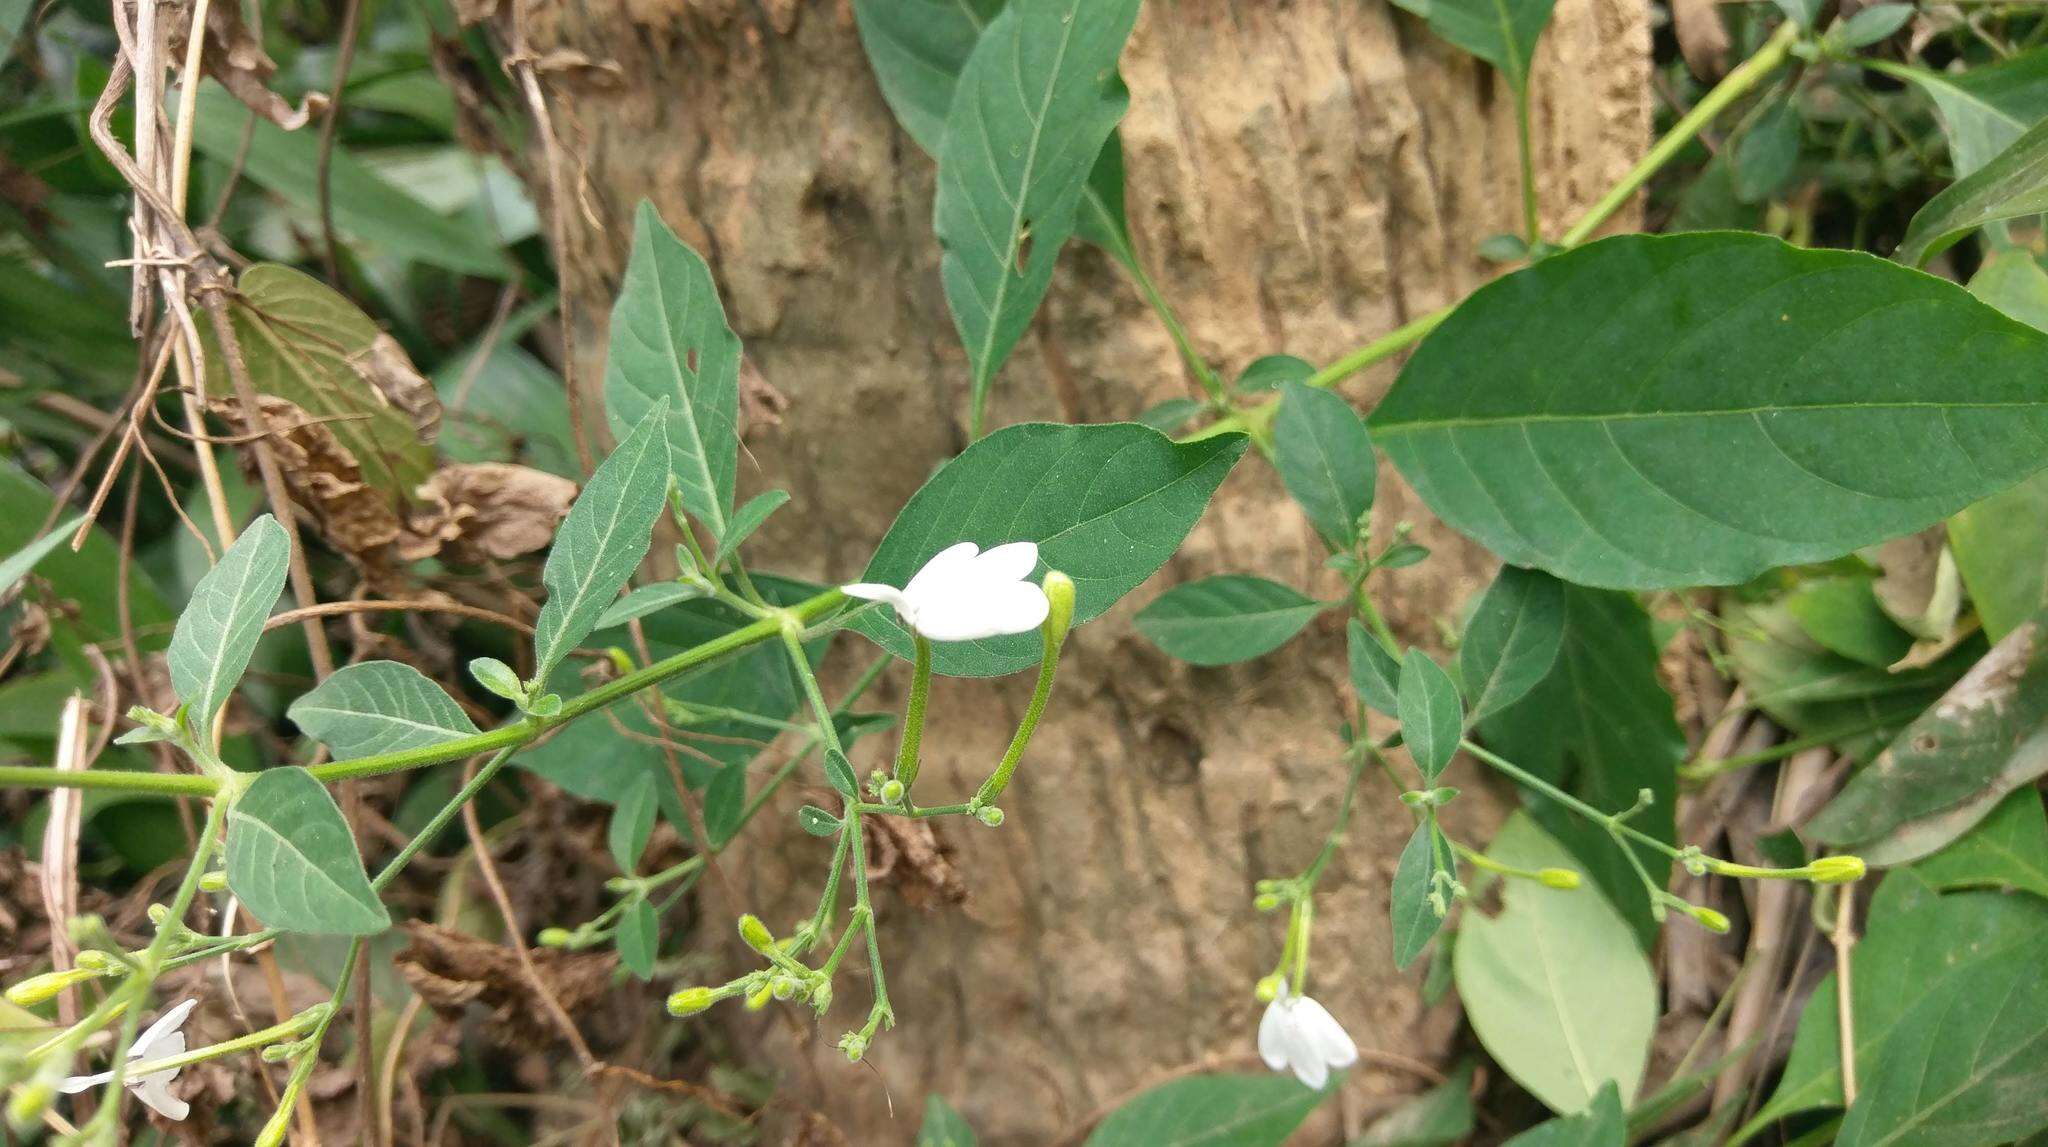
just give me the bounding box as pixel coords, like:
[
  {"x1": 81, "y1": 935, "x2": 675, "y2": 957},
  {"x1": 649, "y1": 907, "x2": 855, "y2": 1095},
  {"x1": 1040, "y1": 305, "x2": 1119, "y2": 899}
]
[{"x1": 509, "y1": 1, "x2": 1649, "y2": 1141}]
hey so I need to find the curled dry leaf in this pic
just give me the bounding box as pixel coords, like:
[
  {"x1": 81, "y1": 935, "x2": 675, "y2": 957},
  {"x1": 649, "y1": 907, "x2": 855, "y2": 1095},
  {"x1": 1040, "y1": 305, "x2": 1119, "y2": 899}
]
[
  {"x1": 394, "y1": 923, "x2": 614, "y2": 1053},
  {"x1": 169, "y1": 0, "x2": 327, "y2": 129},
  {"x1": 349, "y1": 334, "x2": 442, "y2": 445},
  {"x1": 208, "y1": 394, "x2": 406, "y2": 559},
  {"x1": 402, "y1": 463, "x2": 577, "y2": 563},
  {"x1": 739, "y1": 356, "x2": 789, "y2": 435},
  {"x1": 864, "y1": 811, "x2": 967, "y2": 911}
]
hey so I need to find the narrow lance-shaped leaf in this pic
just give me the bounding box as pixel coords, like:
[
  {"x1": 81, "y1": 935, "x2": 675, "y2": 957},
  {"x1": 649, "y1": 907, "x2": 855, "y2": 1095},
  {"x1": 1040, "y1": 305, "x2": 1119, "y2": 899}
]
[
  {"x1": 1391, "y1": 818, "x2": 1455, "y2": 968},
  {"x1": 531, "y1": 400, "x2": 674, "y2": 682},
  {"x1": 1272, "y1": 381, "x2": 1375, "y2": 549},
  {"x1": 934, "y1": 0, "x2": 1142, "y2": 431},
  {"x1": 605, "y1": 203, "x2": 740, "y2": 541},
  {"x1": 288, "y1": 661, "x2": 480, "y2": 761},
  {"x1": 1869, "y1": 50, "x2": 2048, "y2": 178},
  {"x1": 0, "y1": 514, "x2": 85, "y2": 597},
  {"x1": 169, "y1": 514, "x2": 290, "y2": 729},
  {"x1": 1372, "y1": 232, "x2": 2048, "y2": 591},
  {"x1": 618, "y1": 898, "x2": 659, "y2": 980},
  {"x1": 1135, "y1": 575, "x2": 1325, "y2": 666},
  {"x1": 226, "y1": 766, "x2": 389, "y2": 935},
  {"x1": 855, "y1": 422, "x2": 1248, "y2": 677},
  {"x1": 609, "y1": 773, "x2": 659, "y2": 872},
  {"x1": 593, "y1": 581, "x2": 710, "y2": 631},
  {"x1": 1898, "y1": 115, "x2": 2048, "y2": 268},
  {"x1": 1397, "y1": 650, "x2": 1462, "y2": 783}
]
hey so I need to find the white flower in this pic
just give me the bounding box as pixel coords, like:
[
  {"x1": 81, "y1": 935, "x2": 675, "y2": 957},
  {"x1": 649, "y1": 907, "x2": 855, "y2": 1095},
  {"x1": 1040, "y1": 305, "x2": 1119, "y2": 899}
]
[
  {"x1": 1257, "y1": 980, "x2": 1357, "y2": 1090},
  {"x1": 844, "y1": 541, "x2": 1050, "y2": 642},
  {"x1": 59, "y1": 997, "x2": 197, "y2": 1120}
]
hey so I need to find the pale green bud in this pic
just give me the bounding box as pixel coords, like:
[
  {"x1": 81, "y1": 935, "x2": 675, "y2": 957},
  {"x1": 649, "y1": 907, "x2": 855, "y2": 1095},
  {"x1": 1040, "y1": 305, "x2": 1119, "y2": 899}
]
[
  {"x1": 745, "y1": 983, "x2": 774, "y2": 1010},
  {"x1": 1537, "y1": 868, "x2": 1581, "y2": 890},
  {"x1": 771, "y1": 976, "x2": 799, "y2": 1002},
  {"x1": 1042, "y1": 570, "x2": 1077, "y2": 643},
  {"x1": 1683, "y1": 903, "x2": 1731, "y2": 934},
  {"x1": 839, "y1": 1032, "x2": 868, "y2": 1063},
  {"x1": 7, "y1": 1080, "x2": 52, "y2": 1128},
  {"x1": 1253, "y1": 893, "x2": 1283, "y2": 912},
  {"x1": 1254, "y1": 974, "x2": 1284, "y2": 1003},
  {"x1": 72, "y1": 950, "x2": 117, "y2": 972},
  {"x1": 667, "y1": 987, "x2": 717, "y2": 1017},
  {"x1": 879, "y1": 779, "x2": 905, "y2": 804},
  {"x1": 199, "y1": 871, "x2": 228, "y2": 893},
  {"x1": 738, "y1": 914, "x2": 776, "y2": 954},
  {"x1": 975, "y1": 806, "x2": 1005, "y2": 828},
  {"x1": 1808, "y1": 855, "x2": 1866, "y2": 884},
  {"x1": 5, "y1": 968, "x2": 97, "y2": 1006},
  {"x1": 536, "y1": 928, "x2": 572, "y2": 948}
]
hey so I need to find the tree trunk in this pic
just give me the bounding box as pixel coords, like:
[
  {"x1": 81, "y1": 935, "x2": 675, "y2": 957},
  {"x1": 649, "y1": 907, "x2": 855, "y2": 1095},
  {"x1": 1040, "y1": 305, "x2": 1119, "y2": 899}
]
[{"x1": 510, "y1": 1, "x2": 1648, "y2": 1141}]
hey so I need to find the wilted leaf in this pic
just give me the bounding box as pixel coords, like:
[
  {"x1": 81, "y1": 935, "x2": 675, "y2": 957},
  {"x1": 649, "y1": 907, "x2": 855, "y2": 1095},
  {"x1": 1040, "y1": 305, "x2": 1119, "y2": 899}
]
[
  {"x1": 169, "y1": 2, "x2": 324, "y2": 128},
  {"x1": 351, "y1": 333, "x2": 441, "y2": 444},
  {"x1": 226, "y1": 766, "x2": 389, "y2": 935},
  {"x1": 1809, "y1": 614, "x2": 2048, "y2": 864},
  {"x1": 1454, "y1": 815, "x2": 1655, "y2": 1115},
  {"x1": 208, "y1": 393, "x2": 405, "y2": 559},
  {"x1": 396, "y1": 922, "x2": 615, "y2": 1051},
  {"x1": 404, "y1": 462, "x2": 578, "y2": 563},
  {"x1": 1371, "y1": 233, "x2": 2048, "y2": 591}
]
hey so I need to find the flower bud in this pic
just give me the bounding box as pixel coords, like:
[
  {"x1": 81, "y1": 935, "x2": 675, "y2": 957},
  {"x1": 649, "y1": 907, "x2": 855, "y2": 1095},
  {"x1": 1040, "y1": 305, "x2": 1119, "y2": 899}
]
[
  {"x1": 1683, "y1": 903, "x2": 1731, "y2": 934},
  {"x1": 1253, "y1": 893, "x2": 1283, "y2": 912},
  {"x1": 667, "y1": 987, "x2": 717, "y2": 1017},
  {"x1": 746, "y1": 983, "x2": 774, "y2": 1010},
  {"x1": 879, "y1": 779, "x2": 905, "y2": 805},
  {"x1": 6, "y1": 1080, "x2": 52, "y2": 1128},
  {"x1": 5, "y1": 968, "x2": 97, "y2": 1006},
  {"x1": 975, "y1": 805, "x2": 1005, "y2": 828},
  {"x1": 1807, "y1": 855, "x2": 1866, "y2": 884},
  {"x1": 771, "y1": 976, "x2": 799, "y2": 1001},
  {"x1": 199, "y1": 871, "x2": 228, "y2": 893},
  {"x1": 253, "y1": 1105, "x2": 295, "y2": 1147},
  {"x1": 536, "y1": 928, "x2": 572, "y2": 948},
  {"x1": 1254, "y1": 974, "x2": 1284, "y2": 1003},
  {"x1": 839, "y1": 1032, "x2": 868, "y2": 1063},
  {"x1": 1537, "y1": 868, "x2": 1581, "y2": 890},
  {"x1": 72, "y1": 950, "x2": 117, "y2": 972},
  {"x1": 810, "y1": 981, "x2": 834, "y2": 1015},
  {"x1": 1042, "y1": 570, "x2": 1077, "y2": 644},
  {"x1": 738, "y1": 914, "x2": 776, "y2": 955},
  {"x1": 147, "y1": 904, "x2": 171, "y2": 926}
]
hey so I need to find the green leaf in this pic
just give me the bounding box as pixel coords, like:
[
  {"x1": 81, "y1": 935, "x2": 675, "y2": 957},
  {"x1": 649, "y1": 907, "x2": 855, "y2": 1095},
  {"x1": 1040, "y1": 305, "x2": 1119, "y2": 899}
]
[
  {"x1": 1872, "y1": 50, "x2": 2048, "y2": 178},
  {"x1": 918, "y1": 1094, "x2": 979, "y2": 1147},
  {"x1": 436, "y1": 343, "x2": 580, "y2": 480},
  {"x1": 1899, "y1": 116, "x2": 2048, "y2": 267},
  {"x1": 1837, "y1": 943, "x2": 2048, "y2": 1147},
  {"x1": 605, "y1": 203, "x2": 741, "y2": 541},
  {"x1": 1236, "y1": 355, "x2": 1315, "y2": 393},
  {"x1": 1916, "y1": 789, "x2": 2048, "y2": 900},
  {"x1": 854, "y1": 423, "x2": 1247, "y2": 676},
  {"x1": 713, "y1": 490, "x2": 790, "y2": 567},
  {"x1": 0, "y1": 464, "x2": 172, "y2": 650},
  {"x1": 1783, "y1": 577, "x2": 1915, "y2": 668},
  {"x1": 824, "y1": 748, "x2": 858, "y2": 798},
  {"x1": 1135, "y1": 575, "x2": 1324, "y2": 666},
  {"x1": 1370, "y1": 232, "x2": 2048, "y2": 591},
  {"x1": 531, "y1": 400, "x2": 673, "y2": 680},
  {"x1": 1453, "y1": 814, "x2": 1654, "y2": 1115},
  {"x1": 1348, "y1": 619, "x2": 1402, "y2": 716},
  {"x1": 1809, "y1": 615, "x2": 2048, "y2": 864},
  {"x1": 1388, "y1": 0, "x2": 1557, "y2": 92},
  {"x1": 593, "y1": 582, "x2": 712, "y2": 631},
  {"x1": 704, "y1": 765, "x2": 748, "y2": 847},
  {"x1": 1748, "y1": 884, "x2": 2048, "y2": 1135},
  {"x1": 1733, "y1": 100, "x2": 1800, "y2": 204},
  {"x1": 202, "y1": 264, "x2": 437, "y2": 499},
  {"x1": 933, "y1": 0, "x2": 1141, "y2": 427},
  {"x1": 1135, "y1": 397, "x2": 1206, "y2": 434},
  {"x1": 1952, "y1": 254, "x2": 2048, "y2": 643},
  {"x1": 1074, "y1": 132, "x2": 1136, "y2": 263},
  {"x1": 852, "y1": 0, "x2": 1005, "y2": 156},
  {"x1": 609, "y1": 773, "x2": 658, "y2": 872},
  {"x1": 0, "y1": 514, "x2": 81, "y2": 597},
  {"x1": 1771, "y1": 0, "x2": 1823, "y2": 30},
  {"x1": 287, "y1": 661, "x2": 480, "y2": 761},
  {"x1": 226, "y1": 766, "x2": 389, "y2": 936},
  {"x1": 1272, "y1": 381, "x2": 1375, "y2": 549},
  {"x1": 169, "y1": 515, "x2": 290, "y2": 728},
  {"x1": 1501, "y1": 1083, "x2": 1624, "y2": 1147},
  {"x1": 1458, "y1": 565, "x2": 1566, "y2": 724},
  {"x1": 798, "y1": 805, "x2": 841, "y2": 837},
  {"x1": 618, "y1": 898, "x2": 658, "y2": 980},
  {"x1": 1831, "y1": 3, "x2": 1913, "y2": 50},
  {"x1": 1083, "y1": 1074, "x2": 1327, "y2": 1147},
  {"x1": 1352, "y1": 1060, "x2": 1474, "y2": 1147},
  {"x1": 1391, "y1": 818, "x2": 1454, "y2": 968},
  {"x1": 187, "y1": 84, "x2": 510, "y2": 278},
  {"x1": 1476, "y1": 579, "x2": 1681, "y2": 943},
  {"x1": 1398, "y1": 650, "x2": 1462, "y2": 783}
]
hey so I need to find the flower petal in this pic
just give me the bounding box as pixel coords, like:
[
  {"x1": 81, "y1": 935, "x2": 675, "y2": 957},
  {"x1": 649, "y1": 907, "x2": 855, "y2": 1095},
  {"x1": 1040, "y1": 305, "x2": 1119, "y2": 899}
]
[
  {"x1": 128, "y1": 999, "x2": 198, "y2": 1060},
  {"x1": 133, "y1": 1075, "x2": 189, "y2": 1121},
  {"x1": 1284, "y1": 1016, "x2": 1330, "y2": 1090},
  {"x1": 972, "y1": 541, "x2": 1040, "y2": 583},
  {"x1": 842, "y1": 583, "x2": 908, "y2": 607},
  {"x1": 903, "y1": 542, "x2": 982, "y2": 599},
  {"x1": 911, "y1": 581, "x2": 1049, "y2": 642},
  {"x1": 1257, "y1": 998, "x2": 1290, "y2": 1072},
  {"x1": 1293, "y1": 995, "x2": 1358, "y2": 1068},
  {"x1": 57, "y1": 1071, "x2": 113, "y2": 1095}
]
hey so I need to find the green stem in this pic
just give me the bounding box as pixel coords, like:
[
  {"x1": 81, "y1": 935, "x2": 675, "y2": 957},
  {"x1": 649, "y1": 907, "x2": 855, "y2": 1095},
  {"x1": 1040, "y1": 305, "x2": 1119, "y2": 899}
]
[
  {"x1": 972, "y1": 621, "x2": 1065, "y2": 809},
  {"x1": 1680, "y1": 725, "x2": 1866, "y2": 782},
  {"x1": 1515, "y1": 80, "x2": 1539, "y2": 245},
  {"x1": 1125, "y1": 253, "x2": 1224, "y2": 403},
  {"x1": 115, "y1": 1007, "x2": 324, "y2": 1079},
  {"x1": 893, "y1": 635, "x2": 932, "y2": 798},
  {"x1": 371, "y1": 746, "x2": 519, "y2": 892},
  {"x1": 0, "y1": 766, "x2": 217, "y2": 797},
  {"x1": 255, "y1": 940, "x2": 363, "y2": 1147},
  {"x1": 1302, "y1": 749, "x2": 1373, "y2": 887},
  {"x1": 1460, "y1": 739, "x2": 1679, "y2": 860}
]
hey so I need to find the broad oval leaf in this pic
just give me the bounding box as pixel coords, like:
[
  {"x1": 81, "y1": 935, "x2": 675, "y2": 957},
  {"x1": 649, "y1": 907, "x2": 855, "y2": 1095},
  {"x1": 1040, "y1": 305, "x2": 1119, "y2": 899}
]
[
  {"x1": 1398, "y1": 649, "x2": 1462, "y2": 783},
  {"x1": 824, "y1": 748, "x2": 858, "y2": 798},
  {"x1": 1391, "y1": 818, "x2": 1455, "y2": 968},
  {"x1": 226, "y1": 766, "x2": 389, "y2": 936},
  {"x1": 1348, "y1": 619, "x2": 1401, "y2": 716},
  {"x1": 852, "y1": 0, "x2": 1003, "y2": 156},
  {"x1": 854, "y1": 423, "x2": 1248, "y2": 677},
  {"x1": 531, "y1": 400, "x2": 673, "y2": 680},
  {"x1": 1135, "y1": 575, "x2": 1324, "y2": 666},
  {"x1": 169, "y1": 514, "x2": 290, "y2": 729},
  {"x1": 1083, "y1": 1074, "x2": 1327, "y2": 1147},
  {"x1": 1453, "y1": 814, "x2": 1655, "y2": 1115},
  {"x1": 934, "y1": 0, "x2": 1141, "y2": 431},
  {"x1": 1458, "y1": 565, "x2": 1566, "y2": 723},
  {"x1": 1273, "y1": 381, "x2": 1375, "y2": 549},
  {"x1": 1371, "y1": 232, "x2": 2048, "y2": 591},
  {"x1": 1899, "y1": 115, "x2": 2048, "y2": 268},
  {"x1": 798, "y1": 805, "x2": 841, "y2": 837},
  {"x1": 287, "y1": 661, "x2": 479, "y2": 761},
  {"x1": 605, "y1": 203, "x2": 741, "y2": 541}
]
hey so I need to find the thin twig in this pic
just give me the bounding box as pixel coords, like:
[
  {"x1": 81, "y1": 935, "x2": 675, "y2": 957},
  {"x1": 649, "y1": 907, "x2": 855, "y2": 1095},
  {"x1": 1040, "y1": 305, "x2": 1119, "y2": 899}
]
[
  {"x1": 263, "y1": 598, "x2": 536, "y2": 636},
  {"x1": 1834, "y1": 881, "x2": 1859, "y2": 1104},
  {"x1": 316, "y1": 0, "x2": 364, "y2": 286}
]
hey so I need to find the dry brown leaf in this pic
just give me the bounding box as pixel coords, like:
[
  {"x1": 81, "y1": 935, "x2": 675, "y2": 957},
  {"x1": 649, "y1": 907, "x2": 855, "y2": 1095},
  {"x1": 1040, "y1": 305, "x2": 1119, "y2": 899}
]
[
  {"x1": 349, "y1": 334, "x2": 442, "y2": 444},
  {"x1": 865, "y1": 811, "x2": 967, "y2": 911},
  {"x1": 208, "y1": 394, "x2": 406, "y2": 560},
  {"x1": 403, "y1": 463, "x2": 577, "y2": 563},
  {"x1": 1670, "y1": 0, "x2": 1731, "y2": 81},
  {"x1": 170, "y1": 0, "x2": 328, "y2": 129},
  {"x1": 394, "y1": 923, "x2": 614, "y2": 1053}
]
